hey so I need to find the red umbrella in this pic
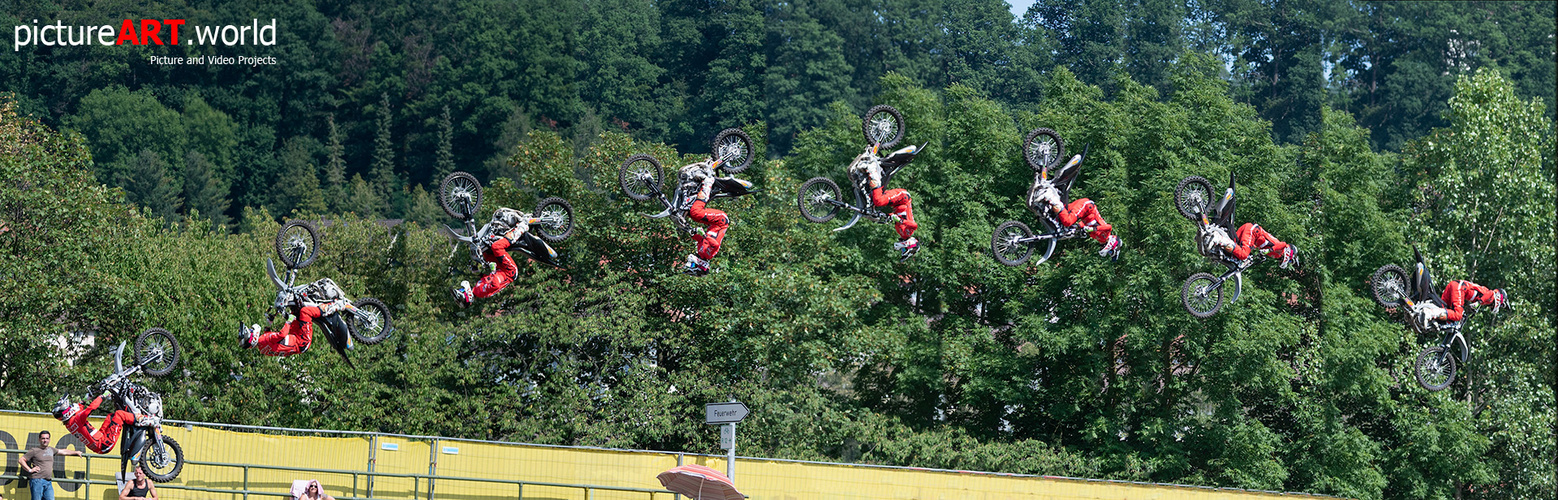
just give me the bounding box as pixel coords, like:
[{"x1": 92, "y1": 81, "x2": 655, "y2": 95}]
[{"x1": 656, "y1": 465, "x2": 745, "y2": 500}]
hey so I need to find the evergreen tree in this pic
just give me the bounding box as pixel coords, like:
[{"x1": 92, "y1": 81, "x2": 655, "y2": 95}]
[
  {"x1": 325, "y1": 114, "x2": 348, "y2": 212},
  {"x1": 436, "y1": 106, "x2": 455, "y2": 180},
  {"x1": 117, "y1": 149, "x2": 183, "y2": 224},
  {"x1": 183, "y1": 150, "x2": 231, "y2": 227},
  {"x1": 275, "y1": 137, "x2": 328, "y2": 217},
  {"x1": 405, "y1": 184, "x2": 446, "y2": 227},
  {"x1": 372, "y1": 92, "x2": 398, "y2": 200},
  {"x1": 345, "y1": 173, "x2": 386, "y2": 219}
]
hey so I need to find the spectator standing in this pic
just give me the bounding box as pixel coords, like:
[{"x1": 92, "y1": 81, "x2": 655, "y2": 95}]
[{"x1": 20, "y1": 431, "x2": 83, "y2": 500}]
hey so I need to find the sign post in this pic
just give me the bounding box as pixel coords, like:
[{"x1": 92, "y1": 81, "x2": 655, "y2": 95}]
[{"x1": 705, "y1": 400, "x2": 749, "y2": 482}]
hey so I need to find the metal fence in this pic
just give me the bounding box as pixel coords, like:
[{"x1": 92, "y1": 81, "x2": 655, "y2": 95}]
[{"x1": 1, "y1": 447, "x2": 677, "y2": 500}]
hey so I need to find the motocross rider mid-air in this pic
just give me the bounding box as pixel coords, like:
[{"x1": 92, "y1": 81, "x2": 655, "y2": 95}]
[
  {"x1": 52, "y1": 394, "x2": 151, "y2": 454},
  {"x1": 452, "y1": 207, "x2": 537, "y2": 306},
  {"x1": 679, "y1": 157, "x2": 735, "y2": 275},
  {"x1": 240, "y1": 278, "x2": 357, "y2": 356},
  {"x1": 850, "y1": 146, "x2": 919, "y2": 261},
  {"x1": 1030, "y1": 154, "x2": 1121, "y2": 259},
  {"x1": 1213, "y1": 223, "x2": 1298, "y2": 269}
]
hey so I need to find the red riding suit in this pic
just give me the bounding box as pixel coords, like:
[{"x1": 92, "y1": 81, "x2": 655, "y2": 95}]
[
  {"x1": 689, "y1": 200, "x2": 729, "y2": 261},
  {"x1": 256, "y1": 305, "x2": 322, "y2": 356},
  {"x1": 1440, "y1": 280, "x2": 1498, "y2": 322},
  {"x1": 61, "y1": 396, "x2": 136, "y2": 454},
  {"x1": 1054, "y1": 198, "x2": 1112, "y2": 246},
  {"x1": 1226, "y1": 223, "x2": 1289, "y2": 261},
  {"x1": 473, "y1": 236, "x2": 519, "y2": 299},
  {"x1": 869, "y1": 186, "x2": 917, "y2": 240}
]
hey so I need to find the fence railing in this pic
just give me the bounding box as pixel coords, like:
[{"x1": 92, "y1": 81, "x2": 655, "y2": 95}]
[{"x1": 1, "y1": 448, "x2": 678, "y2": 500}]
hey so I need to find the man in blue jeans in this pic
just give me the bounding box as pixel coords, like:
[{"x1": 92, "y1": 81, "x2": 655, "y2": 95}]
[{"x1": 21, "y1": 431, "x2": 83, "y2": 500}]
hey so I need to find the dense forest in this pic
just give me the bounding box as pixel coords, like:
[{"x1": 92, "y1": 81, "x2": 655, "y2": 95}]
[
  {"x1": 0, "y1": 0, "x2": 1552, "y2": 224},
  {"x1": 1, "y1": 1, "x2": 1555, "y2": 499}
]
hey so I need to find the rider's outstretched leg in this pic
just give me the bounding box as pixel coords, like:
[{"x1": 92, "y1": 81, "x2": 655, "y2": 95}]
[
  {"x1": 254, "y1": 306, "x2": 321, "y2": 356},
  {"x1": 686, "y1": 200, "x2": 728, "y2": 275},
  {"x1": 873, "y1": 187, "x2": 918, "y2": 260},
  {"x1": 1065, "y1": 198, "x2": 1120, "y2": 259},
  {"x1": 470, "y1": 237, "x2": 519, "y2": 300},
  {"x1": 1243, "y1": 224, "x2": 1296, "y2": 268}
]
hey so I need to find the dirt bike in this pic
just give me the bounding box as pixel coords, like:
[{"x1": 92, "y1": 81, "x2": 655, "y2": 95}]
[
  {"x1": 263, "y1": 221, "x2": 393, "y2": 366},
  {"x1": 991, "y1": 132, "x2": 1099, "y2": 266},
  {"x1": 618, "y1": 128, "x2": 759, "y2": 242},
  {"x1": 1370, "y1": 247, "x2": 1474, "y2": 392},
  {"x1": 437, "y1": 171, "x2": 576, "y2": 271},
  {"x1": 72, "y1": 330, "x2": 184, "y2": 482},
  {"x1": 1173, "y1": 173, "x2": 1266, "y2": 318},
  {"x1": 797, "y1": 105, "x2": 925, "y2": 232}
]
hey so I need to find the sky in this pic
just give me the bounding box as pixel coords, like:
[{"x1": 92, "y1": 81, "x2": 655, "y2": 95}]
[{"x1": 1008, "y1": 0, "x2": 1035, "y2": 18}]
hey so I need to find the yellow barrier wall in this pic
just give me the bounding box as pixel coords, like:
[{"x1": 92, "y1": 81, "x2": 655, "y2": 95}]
[{"x1": 2, "y1": 411, "x2": 1335, "y2": 500}]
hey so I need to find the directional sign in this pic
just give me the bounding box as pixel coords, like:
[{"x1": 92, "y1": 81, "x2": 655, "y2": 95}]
[{"x1": 705, "y1": 401, "x2": 749, "y2": 424}]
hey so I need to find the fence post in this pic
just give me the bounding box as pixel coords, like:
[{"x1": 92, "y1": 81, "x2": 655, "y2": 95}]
[
  {"x1": 367, "y1": 435, "x2": 378, "y2": 499},
  {"x1": 428, "y1": 438, "x2": 438, "y2": 500}
]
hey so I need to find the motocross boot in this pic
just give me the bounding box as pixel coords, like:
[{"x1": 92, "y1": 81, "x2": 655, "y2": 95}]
[
  {"x1": 452, "y1": 280, "x2": 474, "y2": 308},
  {"x1": 1279, "y1": 245, "x2": 1299, "y2": 269},
  {"x1": 684, "y1": 254, "x2": 710, "y2": 276},
  {"x1": 894, "y1": 237, "x2": 920, "y2": 262},
  {"x1": 239, "y1": 324, "x2": 260, "y2": 349},
  {"x1": 1098, "y1": 235, "x2": 1121, "y2": 261}
]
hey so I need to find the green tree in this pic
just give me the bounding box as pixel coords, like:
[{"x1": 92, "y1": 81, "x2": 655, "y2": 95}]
[
  {"x1": 118, "y1": 149, "x2": 183, "y2": 224},
  {"x1": 436, "y1": 106, "x2": 455, "y2": 180},
  {"x1": 372, "y1": 92, "x2": 398, "y2": 201},
  {"x1": 65, "y1": 86, "x2": 187, "y2": 185},
  {"x1": 275, "y1": 137, "x2": 328, "y2": 217},
  {"x1": 183, "y1": 150, "x2": 231, "y2": 227}
]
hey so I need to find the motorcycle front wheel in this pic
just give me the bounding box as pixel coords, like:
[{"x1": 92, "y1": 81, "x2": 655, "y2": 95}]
[
  {"x1": 439, "y1": 171, "x2": 484, "y2": 220},
  {"x1": 711, "y1": 128, "x2": 755, "y2": 174},
  {"x1": 533, "y1": 197, "x2": 575, "y2": 243},
  {"x1": 797, "y1": 177, "x2": 842, "y2": 223},
  {"x1": 134, "y1": 328, "x2": 180, "y2": 377},
  {"x1": 1414, "y1": 345, "x2": 1457, "y2": 392},
  {"x1": 348, "y1": 297, "x2": 394, "y2": 345},
  {"x1": 619, "y1": 154, "x2": 664, "y2": 202},
  {"x1": 1182, "y1": 272, "x2": 1224, "y2": 318},
  {"x1": 274, "y1": 220, "x2": 321, "y2": 270},
  {"x1": 1371, "y1": 264, "x2": 1409, "y2": 308},
  {"x1": 1023, "y1": 127, "x2": 1065, "y2": 172},
  {"x1": 991, "y1": 221, "x2": 1034, "y2": 267},
  {"x1": 139, "y1": 435, "x2": 184, "y2": 482},
  {"x1": 862, "y1": 105, "x2": 905, "y2": 148},
  {"x1": 1174, "y1": 176, "x2": 1214, "y2": 221}
]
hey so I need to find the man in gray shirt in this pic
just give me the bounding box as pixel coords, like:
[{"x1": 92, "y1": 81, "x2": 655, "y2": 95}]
[{"x1": 21, "y1": 431, "x2": 83, "y2": 500}]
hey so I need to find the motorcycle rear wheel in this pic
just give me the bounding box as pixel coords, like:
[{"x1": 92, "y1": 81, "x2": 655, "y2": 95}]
[
  {"x1": 798, "y1": 177, "x2": 842, "y2": 223},
  {"x1": 349, "y1": 297, "x2": 394, "y2": 345},
  {"x1": 534, "y1": 197, "x2": 575, "y2": 242},
  {"x1": 991, "y1": 221, "x2": 1034, "y2": 267},
  {"x1": 1371, "y1": 264, "x2": 1409, "y2": 308},
  {"x1": 1182, "y1": 272, "x2": 1224, "y2": 318},
  {"x1": 135, "y1": 328, "x2": 180, "y2": 377},
  {"x1": 139, "y1": 435, "x2": 183, "y2": 482},
  {"x1": 1414, "y1": 345, "x2": 1456, "y2": 392},
  {"x1": 439, "y1": 172, "x2": 484, "y2": 220},
  {"x1": 1174, "y1": 176, "x2": 1214, "y2": 221},
  {"x1": 274, "y1": 220, "x2": 321, "y2": 270}
]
